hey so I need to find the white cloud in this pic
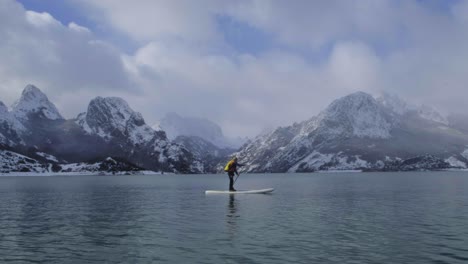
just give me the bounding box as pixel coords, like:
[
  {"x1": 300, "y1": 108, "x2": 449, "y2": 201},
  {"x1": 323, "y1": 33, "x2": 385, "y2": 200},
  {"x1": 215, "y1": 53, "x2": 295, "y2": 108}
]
[
  {"x1": 25, "y1": 11, "x2": 61, "y2": 27},
  {"x1": 226, "y1": 0, "x2": 400, "y2": 49},
  {"x1": 68, "y1": 22, "x2": 91, "y2": 34},
  {"x1": 123, "y1": 41, "x2": 357, "y2": 137},
  {"x1": 452, "y1": 0, "x2": 468, "y2": 24},
  {"x1": 77, "y1": 0, "x2": 227, "y2": 45},
  {"x1": 326, "y1": 42, "x2": 381, "y2": 93},
  {"x1": 3, "y1": 0, "x2": 468, "y2": 138},
  {"x1": 0, "y1": 0, "x2": 135, "y2": 118}
]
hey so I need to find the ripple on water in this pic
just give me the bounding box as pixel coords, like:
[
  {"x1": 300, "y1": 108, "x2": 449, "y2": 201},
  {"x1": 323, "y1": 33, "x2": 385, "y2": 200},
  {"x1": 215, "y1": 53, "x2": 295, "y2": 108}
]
[{"x1": 0, "y1": 172, "x2": 467, "y2": 263}]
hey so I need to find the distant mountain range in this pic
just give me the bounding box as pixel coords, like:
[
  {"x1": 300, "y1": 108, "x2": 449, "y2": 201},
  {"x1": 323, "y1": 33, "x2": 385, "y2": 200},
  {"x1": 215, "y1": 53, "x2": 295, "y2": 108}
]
[
  {"x1": 154, "y1": 112, "x2": 247, "y2": 149},
  {"x1": 1, "y1": 84, "x2": 468, "y2": 174},
  {"x1": 152, "y1": 112, "x2": 247, "y2": 172},
  {"x1": 0, "y1": 85, "x2": 203, "y2": 174},
  {"x1": 234, "y1": 92, "x2": 468, "y2": 172}
]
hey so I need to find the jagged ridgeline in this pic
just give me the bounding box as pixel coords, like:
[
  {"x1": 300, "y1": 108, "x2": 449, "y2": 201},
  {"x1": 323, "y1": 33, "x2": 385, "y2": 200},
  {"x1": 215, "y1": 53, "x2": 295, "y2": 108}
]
[
  {"x1": 2, "y1": 85, "x2": 468, "y2": 174},
  {"x1": 0, "y1": 85, "x2": 203, "y2": 173},
  {"x1": 234, "y1": 92, "x2": 468, "y2": 172}
]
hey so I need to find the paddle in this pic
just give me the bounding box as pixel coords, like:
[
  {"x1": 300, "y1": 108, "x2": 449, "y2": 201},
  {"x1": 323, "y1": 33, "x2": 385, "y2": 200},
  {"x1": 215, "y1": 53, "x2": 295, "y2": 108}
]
[{"x1": 234, "y1": 172, "x2": 240, "y2": 183}]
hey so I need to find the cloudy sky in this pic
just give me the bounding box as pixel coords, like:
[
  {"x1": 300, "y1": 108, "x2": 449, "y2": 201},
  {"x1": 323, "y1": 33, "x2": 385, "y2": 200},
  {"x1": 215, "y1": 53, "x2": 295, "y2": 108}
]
[{"x1": 1, "y1": 0, "x2": 468, "y2": 138}]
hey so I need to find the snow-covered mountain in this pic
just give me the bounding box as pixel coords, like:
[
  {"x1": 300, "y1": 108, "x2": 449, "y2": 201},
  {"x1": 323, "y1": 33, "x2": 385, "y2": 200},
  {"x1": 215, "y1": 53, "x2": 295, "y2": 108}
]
[
  {"x1": 235, "y1": 91, "x2": 468, "y2": 172},
  {"x1": 12, "y1": 84, "x2": 63, "y2": 121},
  {"x1": 155, "y1": 112, "x2": 247, "y2": 148},
  {"x1": 3, "y1": 85, "x2": 467, "y2": 174},
  {"x1": 315, "y1": 92, "x2": 393, "y2": 139},
  {"x1": 77, "y1": 97, "x2": 156, "y2": 145},
  {"x1": 76, "y1": 97, "x2": 203, "y2": 173},
  {"x1": 0, "y1": 84, "x2": 63, "y2": 148},
  {"x1": 0, "y1": 85, "x2": 203, "y2": 174},
  {"x1": 0, "y1": 100, "x2": 24, "y2": 146}
]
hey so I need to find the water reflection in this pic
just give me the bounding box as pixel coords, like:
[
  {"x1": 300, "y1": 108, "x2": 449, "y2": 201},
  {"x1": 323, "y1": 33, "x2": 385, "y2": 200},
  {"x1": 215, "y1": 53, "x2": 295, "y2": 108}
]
[
  {"x1": 1, "y1": 173, "x2": 468, "y2": 263},
  {"x1": 226, "y1": 194, "x2": 239, "y2": 237}
]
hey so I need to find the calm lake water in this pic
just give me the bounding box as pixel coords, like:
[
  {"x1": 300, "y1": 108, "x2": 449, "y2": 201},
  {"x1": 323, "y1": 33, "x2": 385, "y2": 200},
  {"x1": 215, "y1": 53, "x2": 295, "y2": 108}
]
[{"x1": 0, "y1": 172, "x2": 467, "y2": 263}]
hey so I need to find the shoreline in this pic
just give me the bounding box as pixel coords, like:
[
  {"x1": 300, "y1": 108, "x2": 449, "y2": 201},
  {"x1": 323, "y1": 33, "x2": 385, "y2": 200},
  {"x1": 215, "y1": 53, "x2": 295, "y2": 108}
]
[
  {"x1": 2, "y1": 169, "x2": 468, "y2": 177},
  {"x1": 0, "y1": 170, "x2": 159, "y2": 177}
]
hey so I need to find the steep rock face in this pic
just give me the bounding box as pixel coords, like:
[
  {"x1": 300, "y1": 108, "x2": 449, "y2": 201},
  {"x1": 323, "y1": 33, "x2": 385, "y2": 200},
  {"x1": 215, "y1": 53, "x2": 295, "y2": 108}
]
[
  {"x1": 0, "y1": 101, "x2": 7, "y2": 145},
  {"x1": 0, "y1": 100, "x2": 24, "y2": 146},
  {"x1": 0, "y1": 85, "x2": 203, "y2": 173},
  {"x1": 76, "y1": 97, "x2": 203, "y2": 173},
  {"x1": 235, "y1": 91, "x2": 468, "y2": 172},
  {"x1": 237, "y1": 92, "x2": 395, "y2": 172},
  {"x1": 237, "y1": 125, "x2": 302, "y2": 172},
  {"x1": 316, "y1": 92, "x2": 393, "y2": 139},
  {"x1": 3, "y1": 85, "x2": 64, "y2": 148},
  {"x1": 77, "y1": 97, "x2": 156, "y2": 145},
  {"x1": 12, "y1": 84, "x2": 63, "y2": 121}
]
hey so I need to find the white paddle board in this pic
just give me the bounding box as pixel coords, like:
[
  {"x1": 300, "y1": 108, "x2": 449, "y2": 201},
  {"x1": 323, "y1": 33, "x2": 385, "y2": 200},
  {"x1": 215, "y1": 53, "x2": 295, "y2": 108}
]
[{"x1": 205, "y1": 188, "x2": 274, "y2": 194}]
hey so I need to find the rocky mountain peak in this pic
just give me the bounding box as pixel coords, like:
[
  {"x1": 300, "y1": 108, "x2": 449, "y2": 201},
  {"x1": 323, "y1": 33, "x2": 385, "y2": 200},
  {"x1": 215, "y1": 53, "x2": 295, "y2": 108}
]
[
  {"x1": 325, "y1": 91, "x2": 375, "y2": 112},
  {"x1": 318, "y1": 91, "x2": 392, "y2": 139},
  {"x1": 77, "y1": 96, "x2": 158, "y2": 145},
  {"x1": 86, "y1": 97, "x2": 145, "y2": 132},
  {"x1": 85, "y1": 96, "x2": 135, "y2": 129},
  {"x1": 12, "y1": 84, "x2": 63, "y2": 120}
]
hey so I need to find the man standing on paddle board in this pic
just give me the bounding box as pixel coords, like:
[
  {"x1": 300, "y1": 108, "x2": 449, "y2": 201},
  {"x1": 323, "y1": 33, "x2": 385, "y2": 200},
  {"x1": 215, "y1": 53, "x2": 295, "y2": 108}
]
[{"x1": 224, "y1": 157, "x2": 244, "y2": 191}]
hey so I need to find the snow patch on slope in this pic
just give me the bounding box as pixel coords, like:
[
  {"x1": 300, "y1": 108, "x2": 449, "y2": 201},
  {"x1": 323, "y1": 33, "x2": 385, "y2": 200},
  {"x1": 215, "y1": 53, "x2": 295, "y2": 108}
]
[
  {"x1": 445, "y1": 156, "x2": 466, "y2": 168},
  {"x1": 36, "y1": 152, "x2": 59, "y2": 162},
  {"x1": 287, "y1": 151, "x2": 333, "y2": 172},
  {"x1": 288, "y1": 151, "x2": 370, "y2": 172},
  {"x1": 0, "y1": 150, "x2": 48, "y2": 173}
]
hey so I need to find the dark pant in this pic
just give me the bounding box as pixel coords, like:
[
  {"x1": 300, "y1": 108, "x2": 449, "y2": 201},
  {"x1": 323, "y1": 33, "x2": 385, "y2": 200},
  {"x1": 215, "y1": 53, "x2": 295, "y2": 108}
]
[{"x1": 228, "y1": 171, "x2": 235, "y2": 191}]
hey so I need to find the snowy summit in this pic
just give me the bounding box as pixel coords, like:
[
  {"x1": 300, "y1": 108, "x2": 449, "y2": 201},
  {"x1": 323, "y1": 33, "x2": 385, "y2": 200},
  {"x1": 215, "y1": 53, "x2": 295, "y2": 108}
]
[{"x1": 12, "y1": 84, "x2": 63, "y2": 121}]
